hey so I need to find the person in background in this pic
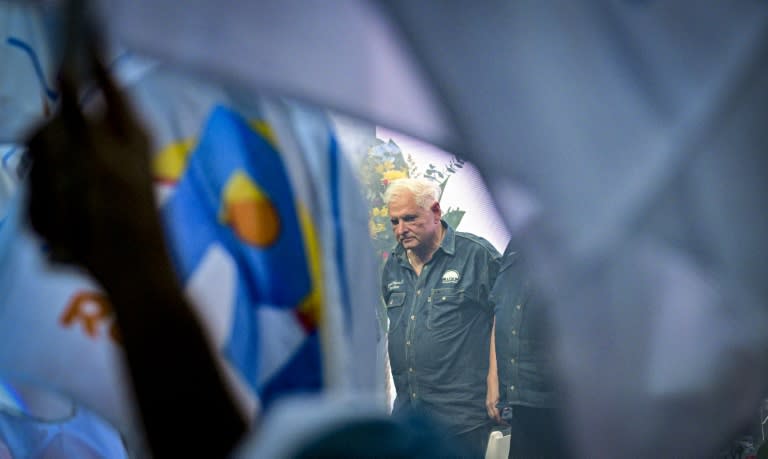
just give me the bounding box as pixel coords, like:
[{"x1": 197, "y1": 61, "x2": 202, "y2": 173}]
[
  {"x1": 486, "y1": 242, "x2": 569, "y2": 458},
  {"x1": 381, "y1": 178, "x2": 500, "y2": 458}
]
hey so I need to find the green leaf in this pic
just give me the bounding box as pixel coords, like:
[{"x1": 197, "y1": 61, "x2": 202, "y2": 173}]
[{"x1": 442, "y1": 209, "x2": 466, "y2": 230}]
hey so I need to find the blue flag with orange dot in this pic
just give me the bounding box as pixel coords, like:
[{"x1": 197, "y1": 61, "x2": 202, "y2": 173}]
[{"x1": 161, "y1": 105, "x2": 322, "y2": 406}]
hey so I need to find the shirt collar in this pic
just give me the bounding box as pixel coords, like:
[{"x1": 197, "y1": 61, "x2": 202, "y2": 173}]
[{"x1": 439, "y1": 220, "x2": 456, "y2": 256}]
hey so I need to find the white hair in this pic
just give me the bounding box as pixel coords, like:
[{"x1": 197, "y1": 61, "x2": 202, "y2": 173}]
[{"x1": 384, "y1": 178, "x2": 440, "y2": 210}]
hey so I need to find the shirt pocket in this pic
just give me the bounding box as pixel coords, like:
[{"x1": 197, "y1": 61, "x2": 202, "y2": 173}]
[
  {"x1": 427, "y1": 287, "x2": 464, "y2": 331},
  {"x1": 386, "y1": 291, "x2": 406, "y2": 334}
]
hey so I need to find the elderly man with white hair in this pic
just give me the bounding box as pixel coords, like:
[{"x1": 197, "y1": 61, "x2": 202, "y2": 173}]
[{"x1": 381, "y1": 177, "x2": 500, "y2": 458}]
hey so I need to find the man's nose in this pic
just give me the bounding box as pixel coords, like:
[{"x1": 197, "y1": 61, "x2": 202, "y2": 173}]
[{"x1": 394, "y1": 221, "x2": 406, "y2": 234}]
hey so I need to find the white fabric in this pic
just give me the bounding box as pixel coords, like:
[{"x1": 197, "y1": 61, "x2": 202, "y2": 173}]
[
  {"x1": 0, "y1": 189, "x2": 148, "y2": 456},
  {"x1": 484, "y1": 430, "x2": 510, "y2": 459},
  {"x1": 382, "y1": 2, "x2": 768, "y2": 457},
  {"x1": 0, "y1": 379, "x2": 127, "y2": 459},
  {"x1": 98, "y1": 0, "x2": 454, "y2": 148},
  {"x1": 0, "y1": 2, "x2": 56, "y2": 143}
]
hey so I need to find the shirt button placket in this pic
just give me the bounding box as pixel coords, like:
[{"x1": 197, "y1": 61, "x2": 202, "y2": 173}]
[{"x1": 407, "y1": 279, "x2": 422, "y2": 402}]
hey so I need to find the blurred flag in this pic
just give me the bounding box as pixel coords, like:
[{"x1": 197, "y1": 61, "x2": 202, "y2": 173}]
[
  {"x1": 161, "y1": 105, "x2": 323, "y2": 407},
  {"x1": 0, "y1": 2, "x2": 57, "y2": 143},
  {"x1": 0, "y1": 186, "x2": 145, "y2": 456},
  {"x1": 0, "y1": 377, "x2": 128, "y2": 459}
]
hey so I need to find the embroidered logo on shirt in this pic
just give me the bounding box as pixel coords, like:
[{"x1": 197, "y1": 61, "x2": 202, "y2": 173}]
[
  {"x1": 388, "y1": 280, "x2": 404, "y2": 291},
  {"x1": 441, "y1": 270, "x2": 460, "y2": 284}
]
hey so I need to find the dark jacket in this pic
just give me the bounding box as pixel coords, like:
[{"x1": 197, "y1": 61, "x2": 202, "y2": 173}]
[{"x1": 492, "y1": 244, "x2": 557, "y2": 410}]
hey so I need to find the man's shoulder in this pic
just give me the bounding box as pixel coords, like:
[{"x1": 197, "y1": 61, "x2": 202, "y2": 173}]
[
  {"x1": 454, "y1": 231, "x2": 501, "y2": 258},
  {"x1": 501, "y1": 243, "x2": 522, "y2": 264}
]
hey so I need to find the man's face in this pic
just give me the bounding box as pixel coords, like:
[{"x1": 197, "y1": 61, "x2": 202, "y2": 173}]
[{"x1": 388, "y1": 191, "x2": 441, "y2": 252}]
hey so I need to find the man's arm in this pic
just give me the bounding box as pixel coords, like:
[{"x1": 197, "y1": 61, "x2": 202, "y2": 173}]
[{"x1": 486, "y1": 318, "x2": 501, "y2": 422}]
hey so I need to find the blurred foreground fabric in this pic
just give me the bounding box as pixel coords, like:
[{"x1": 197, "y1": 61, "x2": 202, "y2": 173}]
[
  {"x1": 384, "y1": 2, "x2": 768, "y2": 457},
  {"x1": 0, "y1": 3, "x2": 381, "y2": 454}
]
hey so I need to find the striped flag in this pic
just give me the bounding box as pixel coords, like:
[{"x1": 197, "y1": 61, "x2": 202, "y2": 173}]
[{"x1": 161, "y1": 105, "x2": 324, "y2": 408}]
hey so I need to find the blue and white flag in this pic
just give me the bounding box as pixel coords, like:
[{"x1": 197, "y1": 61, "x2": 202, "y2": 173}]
[{"x1": 161, "y1": 105, "x2": 323, "y2": 408}]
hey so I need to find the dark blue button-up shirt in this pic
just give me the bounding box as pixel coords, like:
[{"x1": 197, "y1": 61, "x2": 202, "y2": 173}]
[
  {"x1": 492, "y1": 243, "x2": 556, "y2": 412},
  {"x1": 381, "y1": 222, "x2": 500, "y2": 434}
]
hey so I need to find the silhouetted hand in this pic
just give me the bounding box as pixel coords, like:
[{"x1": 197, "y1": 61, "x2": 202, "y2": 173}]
[
  {"x1": 25, "y1": 46, "x2": 246, "y2": 458},
  {"x1": 26, "y1": 54, "x2": 163, "y2": 288}
]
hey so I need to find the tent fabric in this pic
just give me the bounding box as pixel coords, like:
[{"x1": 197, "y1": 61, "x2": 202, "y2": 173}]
[{"x1": 99, "y1": 0, "x2": 456, "y2": 149}]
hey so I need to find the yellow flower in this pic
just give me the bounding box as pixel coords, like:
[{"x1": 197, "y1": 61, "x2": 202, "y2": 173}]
[
  {"x1": 382, "y1": 170, "x2": 407, "y2": 181},
  {"x1": 372, "y1": 207, "x2": 380, "y2": 217}
]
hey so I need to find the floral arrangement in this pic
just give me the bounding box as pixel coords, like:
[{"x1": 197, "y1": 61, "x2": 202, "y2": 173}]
[{"x1": 360, "y1": 138, "x2": 465, "y2": 261}]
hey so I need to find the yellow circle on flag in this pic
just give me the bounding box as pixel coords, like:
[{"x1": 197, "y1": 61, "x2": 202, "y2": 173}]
[{"x1": 220, "y1": 170, "x2": 281, "y2": 247}]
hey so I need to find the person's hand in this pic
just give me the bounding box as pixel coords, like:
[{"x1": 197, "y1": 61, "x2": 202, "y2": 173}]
[
  {"x1": 25, "y1": 45, "x2": 247, "y2": 457},
  {"x1": 486, "y1": 372, "x2": 502, "y2": 423},
  {"x1": 487, "y1": 319, "x2": 503, "y2": 423},
  {"x1": 26, "y1": 50, "x2": 163, "y2": 287}
]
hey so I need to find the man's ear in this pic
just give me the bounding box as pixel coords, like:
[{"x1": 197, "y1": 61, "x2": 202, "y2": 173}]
[{"x1": 431, "y1": 201, "x2": 442, "y2": 221}]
